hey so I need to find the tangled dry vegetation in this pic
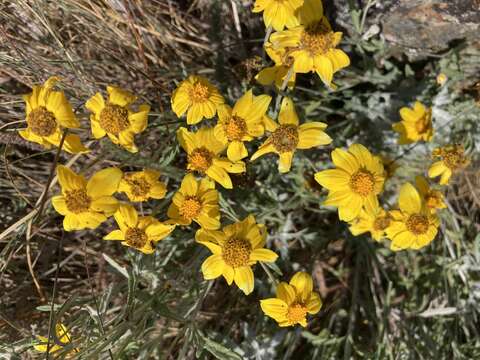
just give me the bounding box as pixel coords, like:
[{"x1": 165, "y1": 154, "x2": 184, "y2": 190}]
[{"x1": 1, "y1": 0, "x2": 480, "y2": 359}]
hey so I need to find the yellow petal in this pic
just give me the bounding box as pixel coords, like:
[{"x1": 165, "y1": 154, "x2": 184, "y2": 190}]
[
  {"x1": 145, "y1": 222, "x2": 175, "y2": 242},
  {"x1": 278, "y1": 151, "x2": 294, "y2": 173},
  {"x1": 91, "y1": 117, "x2": 106, "y2": 139},
  {"x1": 201, "y1": 254, "x2": 225, "y2": 280},
  {"x1": 233, "y1": 266, "x2": 255, "y2": 295},
  {"x1": 428, "y1": 161, "x2": 447, "y2": 178},
  {"x1": 180, "y1": 173, "x2": 199, "y2": 196},
  {"x1": 314, "y1": 55, "x2": 334, "y2": 85},
  {"x1": 206, "y1": 165, "x2": 233, "y2": 189},
  {"x1": 314, "y1": 169, "x2": 350, "y2": 190},
  {"x1": 331, "y1": 148, "x2": 358, "y2": 174},
  {"x1": 107, "y1": 86, "x2": 136, "y2": 106},
  {"x1": 326, "y1": 49, "x2": 350, "y2": 72},
  {"x1": 176, "y1": 127, "x2": 195, "y2": 153},
  {"x1": 260, "y1": 298, "x2": 288, "y2": 318},
  {"x1": 46, "y1": 91, "x2": 79, "y2": 128},
  {"x1": 306, "y1": 292, "x2": 322, "y2": 314},
  {"x1": 85, "y1": 92, "x2": 105, "y2": 115},
  {"x1": 104, "y1": 229, "x2": 125, "y2": 240},
  {"x1": 337, "y1": 193, "x2": 363, "y2": 222},
  {"x1": 297, "y1": 122, "x2": 332, "y2": 149},
  {"x1": 196, "y1": 211, "x2": 221, "y2": 230},
  {"x1": 86, "y1": 167, "x2": 122, "y2": 198},
  {"x1": 129, "y1": 104, "x2": 150, "y2": 133},
  {"x1": 114, "y1": 204, "x2": 138, "y2": 229},
  {"x1": 227, "y1": 141, "x2": 248, "y2": 162},
  {"x1": 57, "y1": 165, "x2": 86, "y2": 191},
  {"x1": 250, "y1": 142, "x2": 276, "y2": 161},
  {"x1": 62, "y1": 134, "x2": 90, "y2": 154},
  {"x1": 249, "y1": 248, "x2": 278, "y2": 262},
  {"x1": 90, "y1": 196, "x2": 119, "y2": 215},
  {"x1": 51, "y1": 196, "x2": 68, "y2": 215},
  {"x1": 398, "y1": 182, "x2": 422, "y2": 214},
  {"x1": 278, "y1": 97, "x2": 299, "y2": 125},
  {"x1": 293, "y1": 50, "x2": 313, "y2": 73},
  {"x1": 290, "y1": 271, "x2": 313, "y2": 302},
  {"x1": 276, "y1": 282, "x2": 296, "y2": 305}
]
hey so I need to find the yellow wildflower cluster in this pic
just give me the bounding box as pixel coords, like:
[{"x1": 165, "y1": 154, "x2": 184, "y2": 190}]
[{"x1": 20, "y1": 0, "x2": 471, "y2": 347}]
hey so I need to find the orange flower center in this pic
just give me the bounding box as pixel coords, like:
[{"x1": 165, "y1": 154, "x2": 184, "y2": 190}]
[
  {"x1": 373, "y1": 215, "x2": 390, "y2": 231},
  {"x1": 287, "y1": 303, "x2": 307, "y2": 324},
  {"x1": 406, "y1": 214, "x2": 429, "y2": 235},
  {"x1": 301, "y1": 21, "x2": 335, "y2": 56},
  {"x1": 65, "y1": 189, "x2": 91, "y2": 214},
  {"x1": 99, "y1": 104, "x2": 130, "y2": 134},
  {"x1": 271, "y1": 125, "x2": 299, "y2": 153},
  {"x1": 434, "y1": 145, "x2": 469, "y2": 170},
  {"x1": 222, "y1": 237, "x2": 252, "y2": 268},
  {"x1": 125, "y1": 175, "x2": 151, "y2": 198},
  {"x1": 125, "y1": 227, "x2": 148, "y2": 249},
  {"x1": 349, "y1": 169, "x2": 375, "y2": 196},
  {"x1": 27, "y1": 106, "x2": 57, "y2": 137},
  {"x1": 179, "y1": 196, "x2": 202, "y2": 220},
  {"x1": 224, "y1": 115, "x2": 248, "y2": 141},
  {"x1": 188, "y1": 82, "x2": 210, "y2": 103},
  {"x1": 188, "y1": 147, "x2": 214, "y2": 173}
]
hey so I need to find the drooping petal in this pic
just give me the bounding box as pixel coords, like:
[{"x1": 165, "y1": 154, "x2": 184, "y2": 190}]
[
  {"x1": 278, "y1": 151, "x2": 294, "y2": 173},
  {"x1": 233, "y1": 266, "x2": 255, "y2": 295}
]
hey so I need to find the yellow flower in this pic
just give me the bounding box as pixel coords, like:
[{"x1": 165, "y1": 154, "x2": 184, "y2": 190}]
[
  {"x1": 436, "y1": 73, "x2": 447, "y2": 86},
  {"x1": 104, "y1": 204, "x2": 175, "y2": 254},
  {"x1": 392, "y1": 101, "x2": 433, "y2": 144},
  {"x1": 252, "y1": 0, "x2": 303, "y2": 31},
  {"x1": 34, "y1": 323, "x2": 79, "y2": 355},
  {"x1": 269, "y1": 1, "x2": 349, "y2": 86},
  {"x1": 415, "y1": 176, "x2": 446, "y2": 211},
  {"x1": 167, "y1": 173, "x2": 220, "y2": 230},
  {"x1": 118, "y1": 169, "x2": 167, "y2": 202},
  {"x1": 52, "y1": 166, "x2": 122, "y2": 231},
  {"x1": 19, "y1": 76, "x2": 89, "y2": 154},
  {"x1": 314, "y1": 144, "x2": 385, "y2": 222},
  {"x1": 428, "y1": 144, "x2": 470, "y2": 185},
  {"x1": 214, "y1": 90, "x2": 271, "y2": 161},
  {"x1": 86, "y1": 86, "x2": 150, "y2": 153},
  {"x1": 386, "y1": 183, "x2": 439, "y2": 251},
  {"x1": 349, "y1": 200, "x2": 391, "y2": 241},
  {"x1": 255, "y1": 42, "x2": 296, "y2": 89},
  {"x1": 196, "y1": 215, "x2": 278, "y2": 295},
  {"x1": 171, "y1": 75, "x2": 225, "y2": 125},
  {"x1": 260, "y1": 272, "x2": 322, "y2": 327},
  {"x1": 177, "y1": 126, "x2": 245, "y2": 189},
  {"x1": 250, "y1": 97, "x2": 332, "y2": 173}
]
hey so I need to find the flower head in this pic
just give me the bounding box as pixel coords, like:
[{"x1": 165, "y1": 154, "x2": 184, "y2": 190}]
[
  {"x1": 52, "y1": 166, "x2": 122, "y2": 231},
  {"x1": 168, "y1": 173, "x2": 220, "y2": 230},
  {"x1": 392, "y1": 101, "x2": 433, "y2": 144},
  {"x1": 177, "y1": 126, "x2": 245, "y2": 189},
  {"x1": 250, "y1": 97, "x2": 332, "y2": 173},
  {"x1": 252, "y1": 0, "x2": 303, "y2": 31},
  {"x1": 349, "y1": 200, "x2": 391, "y2": 241},
  {"x1": 34, "y1": 323, "x2": 79, "y2": 355},
  {"x1": 255, "y1": 42, "x2": 296, "y2": 89},
  {"x1": 260, "y1": 272, "x2": 322, "y2": 327},
  {"x1": 385, "y1": 183, "x2": 440, "y2": 251},
  {"x1": 196, "y1": 215, "x2": 278, "y2": 295},
  {"x1": 314, "y1": 144, "x2": 385, "y2": 222},
  {"x1": 214, "y1": 90, "x2": 271, "y2": 161},
  {"x1": 428, "y1": 144, "x2": 470, "y2": 185},
  {"x1": 19, "y1": 77, "x2": 88, "y2": 154},
  {"x1": 171, "y1": 75, "x2": 225, "y2": 125},
  {"x1": 269, "y1": 1, "x2": 349, "y2": 87},
  {"x1": 104, "y1": 204, "x2": 175, "y2": 254},
  {"x1": 415, "y1": 176, "x2": 446, "y2": 211},
  {"x1": 86, "y1": 86, "x2": 150, "y2": 153},
  {"x1": 118, "y1": 169, "x2": 166, "y2": 202}
]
